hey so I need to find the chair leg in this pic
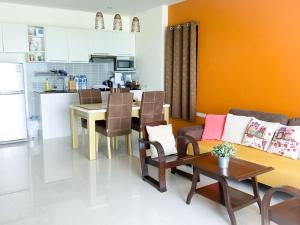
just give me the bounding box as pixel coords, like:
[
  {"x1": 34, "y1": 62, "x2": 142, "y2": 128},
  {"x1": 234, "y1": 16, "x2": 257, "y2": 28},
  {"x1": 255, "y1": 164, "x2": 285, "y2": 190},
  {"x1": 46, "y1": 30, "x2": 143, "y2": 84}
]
[
  {"x1": 107, "y1": 137, "x2": 112, "y2": 159},
  {"x1": 115, "y1": 136, "x2": 118, "y2": 150},
  {"x1": 126, "y1": 133, "x2": 132, "y2": 156},
  {"x1": 125, "y1": 135, "x2": 128, "y2": 147},
  {"x1": 112, "y1": 137, "x2": 115, "y2": 149},
  {"x1": 139, "y1": 132, "x2": 143, "y2": 139},
  {"x1": 158, "y1": 165, "x2": 167, "y2": 192},
  {"x1": 140, "y1": 152, "x2": 149, "y2": 178}
]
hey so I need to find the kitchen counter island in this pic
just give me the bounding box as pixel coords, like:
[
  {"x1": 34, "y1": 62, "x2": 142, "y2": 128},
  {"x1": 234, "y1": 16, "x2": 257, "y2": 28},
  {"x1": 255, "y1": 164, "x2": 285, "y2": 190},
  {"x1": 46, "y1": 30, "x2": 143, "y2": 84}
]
[{"x1": 37, "y1": 92, "x2": 79, "y2": 140}]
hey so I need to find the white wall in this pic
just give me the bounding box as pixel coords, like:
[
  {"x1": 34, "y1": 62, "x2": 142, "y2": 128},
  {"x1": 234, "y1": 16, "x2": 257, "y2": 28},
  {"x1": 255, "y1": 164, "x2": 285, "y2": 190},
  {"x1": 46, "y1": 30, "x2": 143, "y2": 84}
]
[
  {"x1": 0, "y1": 2, "x2": 130, "y2": 31},
  {"x1": 135, "y1": 6, "x2": 168, "y2": 91}
]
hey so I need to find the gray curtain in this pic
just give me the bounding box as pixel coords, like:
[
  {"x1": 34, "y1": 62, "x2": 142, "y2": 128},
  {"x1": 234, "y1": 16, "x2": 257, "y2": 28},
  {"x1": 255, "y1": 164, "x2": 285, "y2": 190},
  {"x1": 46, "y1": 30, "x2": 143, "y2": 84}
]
[{"x1": 165, "y1": 22, "x2": 198, "y2": 121}]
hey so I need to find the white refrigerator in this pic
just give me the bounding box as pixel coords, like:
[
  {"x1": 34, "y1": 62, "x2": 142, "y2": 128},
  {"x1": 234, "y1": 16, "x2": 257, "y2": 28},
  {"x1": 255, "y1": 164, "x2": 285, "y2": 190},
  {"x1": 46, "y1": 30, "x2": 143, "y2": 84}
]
[{"x1": 0, "y1": 63, "x2": 27, "y2": 143}]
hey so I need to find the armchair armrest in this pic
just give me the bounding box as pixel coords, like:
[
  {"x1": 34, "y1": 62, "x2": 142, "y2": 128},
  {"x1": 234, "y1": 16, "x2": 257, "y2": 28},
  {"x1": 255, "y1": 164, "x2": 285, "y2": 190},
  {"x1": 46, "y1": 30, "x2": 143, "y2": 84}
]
[
  {"x1": 177, "y1": 135, "x2": 200, "y2": 156},
  {"x1": 262, "y1": 186, "x2": 300, "y2": 225},
  {"x1": 138, "y1": 139, "x2": 166, "y2": 162},
  {"x1": 177, "y1": 125, "x2": 204, "y2": 141}
]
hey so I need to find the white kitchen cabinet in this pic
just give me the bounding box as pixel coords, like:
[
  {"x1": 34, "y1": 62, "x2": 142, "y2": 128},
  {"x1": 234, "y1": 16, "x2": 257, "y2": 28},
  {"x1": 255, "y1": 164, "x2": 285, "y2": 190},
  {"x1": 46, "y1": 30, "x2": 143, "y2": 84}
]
[
  {"x1": 2, "y1": 23, "x2": 28, "y2": 53},
  {"x1": 88, "y1": 31, "x2": 135, "y2": 56},
  {"x1": 88, "y1": 30, "x2": 112, "y2": 55},
  {"x1": 45, "y1": 27, "x2": 68, "y2": 62},
  {"x1": 111, "y1": 32, "x2": 136, "y2": 56},
  {"x1": 0, "y1": 25, "x2": 3, "y2": 52},
  {"x1": 67, "y1": 29, "x2": 89, "y2": 63}
]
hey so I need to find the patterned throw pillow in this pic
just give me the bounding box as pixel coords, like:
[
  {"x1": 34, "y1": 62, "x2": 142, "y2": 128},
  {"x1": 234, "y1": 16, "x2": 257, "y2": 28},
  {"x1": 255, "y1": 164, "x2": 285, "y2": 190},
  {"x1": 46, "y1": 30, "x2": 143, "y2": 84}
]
[
  {"x1": 268, "y1": 125, "x2": 300, "y2": 160},
  {"x1": 242, "y1": 118, "x2": 279, "y2": 150}
]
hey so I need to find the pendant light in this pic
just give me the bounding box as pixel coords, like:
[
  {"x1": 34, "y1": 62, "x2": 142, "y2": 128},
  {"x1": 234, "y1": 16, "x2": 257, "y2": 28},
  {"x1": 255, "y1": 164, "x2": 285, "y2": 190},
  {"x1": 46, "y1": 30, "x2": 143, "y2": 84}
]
[
  {"x1": 95, "y1": 12, "x2": 105, "y2": 30},
  {"x1": 131, "y1": 17, "x2": 140, "y2": 32},
  {"x1": 113, "y1": 14, "x2": 123, "y2": 31}
]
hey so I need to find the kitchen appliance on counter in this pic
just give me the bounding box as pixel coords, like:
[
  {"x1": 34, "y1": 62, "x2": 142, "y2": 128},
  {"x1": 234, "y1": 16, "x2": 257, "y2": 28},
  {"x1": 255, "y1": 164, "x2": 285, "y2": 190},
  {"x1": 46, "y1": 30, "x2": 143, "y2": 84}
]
[
  {"x1": 0, "y1": 63, "x2": 27, "y2": 143},
  {"x1": 115, "y1": 56, "x2": 135, "y2": 71},
  {"x1": 102, "y1": 79, "x2": 113, "y2": 88}
]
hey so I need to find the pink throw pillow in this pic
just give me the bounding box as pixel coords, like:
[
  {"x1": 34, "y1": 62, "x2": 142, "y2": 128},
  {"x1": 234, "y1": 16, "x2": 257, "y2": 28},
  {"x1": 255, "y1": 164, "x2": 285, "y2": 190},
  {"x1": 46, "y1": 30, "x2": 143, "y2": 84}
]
[{"x1": 202, "y1": 114, "x2": 227, "y2": 140}]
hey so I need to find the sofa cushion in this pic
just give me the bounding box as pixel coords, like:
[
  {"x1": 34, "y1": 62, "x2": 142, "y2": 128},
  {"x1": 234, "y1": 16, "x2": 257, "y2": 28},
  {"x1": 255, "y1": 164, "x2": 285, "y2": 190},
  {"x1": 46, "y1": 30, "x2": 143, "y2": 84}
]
[
  {"x1": 187, "y1": 140, "x2": 300, "y2": 189},
  {"x1": 268, "y1": 125, "x2": 300, "y2": 160},
  {"x1": 242, "y1": 118, "x2": 279, "y2": 150},
  {"x1": 221, "y1": 114, "x2": 253, "y2": 144},
  {"x1": 146, "y1": 124, "x2": 177, "y2": 158},
  {"x1": 202, "y1": 114, "x2": 226, "y2": 140},
  {"x1": 229, "y1": 108, "x2": 289, "y2": 125},
  {"x1": 288, "y1": 118, "x2": 300, "y2": 126}
]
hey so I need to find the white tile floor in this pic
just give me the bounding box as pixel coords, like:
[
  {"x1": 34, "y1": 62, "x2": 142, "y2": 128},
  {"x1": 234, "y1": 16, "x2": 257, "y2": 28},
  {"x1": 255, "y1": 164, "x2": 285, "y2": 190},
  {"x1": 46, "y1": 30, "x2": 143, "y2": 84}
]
[{"x1": 0, "y1": 133, "x2": 281, "y2": 225}]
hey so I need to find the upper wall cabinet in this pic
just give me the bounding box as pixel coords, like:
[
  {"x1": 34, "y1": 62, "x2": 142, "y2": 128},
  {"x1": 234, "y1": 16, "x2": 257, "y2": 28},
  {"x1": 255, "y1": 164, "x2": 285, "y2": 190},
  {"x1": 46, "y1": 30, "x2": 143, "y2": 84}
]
[
  {"x1": 88, "y1": 31, "x2": 112, "y2": 55},
  {"x1": 0, "y1": 25, "x2": 3, "y2": 52},
  {"x1": 45, "y1": 27, "x2": 68, "y2": 62},
  {"x1": 2, "y1": 23, "x2": 28, "y2": 53},
  {"x1": 67, "y1": 29, "x2": 89, "y2": 63},
  {"x1": 88, "y1": 31, "x2": 135, "y2": 56},
  {"x1": 111, "y1": 32, "x2": 135, "y2": 56}
]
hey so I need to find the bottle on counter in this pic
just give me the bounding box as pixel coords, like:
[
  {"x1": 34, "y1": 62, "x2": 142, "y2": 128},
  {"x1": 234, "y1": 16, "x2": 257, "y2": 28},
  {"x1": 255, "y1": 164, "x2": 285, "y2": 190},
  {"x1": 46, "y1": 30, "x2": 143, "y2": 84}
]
[
  {"x1": 78, "y1": 75, "x2": 83, "y2": 90},
  {"x1": 74, "y1": 76, "x2": 79, "y2": 91},
  {"x1": 44, "y1": 78, "x2": 52, "y2": 92},
  {"x1": 82, "y1": 75, "x2": 87, "y2": 89}
]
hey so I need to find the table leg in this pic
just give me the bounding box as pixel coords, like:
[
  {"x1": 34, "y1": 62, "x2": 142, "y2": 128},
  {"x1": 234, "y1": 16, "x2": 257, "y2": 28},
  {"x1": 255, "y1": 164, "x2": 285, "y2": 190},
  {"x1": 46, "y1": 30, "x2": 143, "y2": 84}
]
[
  {"x1": 71, "y1": 108, "x2": 78, "y2": 149},
  {"x1": 186, "y1": 167, "x2": 199, "y2": 204},
  {"x1": 163, "y1": 107, "x2": 170, "y2": 124},
  {"x1": 252, "y1": 176, "x2": 262, "y2": 212},
  {"x1": 219, "y1": 177, "x2": 237, "y2": 225},
  {"x1": 218, "y1": 182, "x2": 225, "y2": 205},
  {"x1": 87, "y1": 114, "x2": 96, "y2": 160}
]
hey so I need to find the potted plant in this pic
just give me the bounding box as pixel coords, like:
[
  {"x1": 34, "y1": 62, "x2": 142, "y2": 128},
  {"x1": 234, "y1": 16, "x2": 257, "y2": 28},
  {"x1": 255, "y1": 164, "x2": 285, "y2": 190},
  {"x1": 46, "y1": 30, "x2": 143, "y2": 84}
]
[{"x1": 212, "y1": 142, "x2": 236, "y2": 169}]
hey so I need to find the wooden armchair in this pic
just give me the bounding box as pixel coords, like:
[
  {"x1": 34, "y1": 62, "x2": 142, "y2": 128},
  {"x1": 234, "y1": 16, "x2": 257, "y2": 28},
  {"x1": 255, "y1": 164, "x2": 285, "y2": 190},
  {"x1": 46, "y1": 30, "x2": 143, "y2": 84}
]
[
  {"x1": 138, "y1": 121, "x2": 200, "y2": 192},
  {"x1": 262, "y1": 185, "x2": 300, "y2": 225}
]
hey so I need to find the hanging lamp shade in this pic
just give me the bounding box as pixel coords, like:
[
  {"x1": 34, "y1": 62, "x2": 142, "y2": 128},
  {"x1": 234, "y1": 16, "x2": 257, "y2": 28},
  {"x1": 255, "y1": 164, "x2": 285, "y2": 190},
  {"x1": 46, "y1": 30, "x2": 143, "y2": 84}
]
[
  {"x1": 113, "y1": 14, "x2": 123, "y2": 31},
  {"x1": 131, "y1": 17, "x2": 140, "y2": 32},
  {"x1": 95, "y1": 12, "x2": 105, "y2": 30}
]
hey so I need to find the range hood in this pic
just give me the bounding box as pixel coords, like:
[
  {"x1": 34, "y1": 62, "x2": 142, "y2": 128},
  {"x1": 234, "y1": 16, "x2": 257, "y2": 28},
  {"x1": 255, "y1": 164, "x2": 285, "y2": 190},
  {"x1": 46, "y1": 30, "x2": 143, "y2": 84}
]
[{"x1": 89, "y1": 54, "x2": 116, "y2": 63}]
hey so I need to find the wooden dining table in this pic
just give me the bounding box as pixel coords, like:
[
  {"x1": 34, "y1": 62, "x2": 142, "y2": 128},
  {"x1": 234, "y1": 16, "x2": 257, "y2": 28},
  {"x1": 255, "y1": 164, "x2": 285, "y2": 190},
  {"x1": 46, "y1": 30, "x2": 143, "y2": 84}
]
[{"x1": 69, "y1": 103, "x2": 170, "y2": 160}]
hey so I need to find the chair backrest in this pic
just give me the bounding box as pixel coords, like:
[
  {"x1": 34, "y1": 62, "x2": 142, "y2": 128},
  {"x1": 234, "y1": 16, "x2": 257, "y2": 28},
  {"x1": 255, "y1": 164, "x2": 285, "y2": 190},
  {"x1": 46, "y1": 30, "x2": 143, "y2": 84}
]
[
  {"x1": 106, "y1": 92, "x2": 134, "y2": 136},
  {"x1": 79, "y1": 89, "x2": 102, "y2": 104},
  {"x1": 139, "y1": 91, "x2": 165, "y2": 127},
  {"x1": 110, "y1": 88, "x2": 130, "y2": 93}
]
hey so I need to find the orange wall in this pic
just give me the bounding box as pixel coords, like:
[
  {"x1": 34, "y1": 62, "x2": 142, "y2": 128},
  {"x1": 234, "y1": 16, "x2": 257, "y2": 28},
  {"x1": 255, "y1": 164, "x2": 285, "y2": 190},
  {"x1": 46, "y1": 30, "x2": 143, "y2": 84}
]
[{"x1": 169, "y1": 0, "x2": 300, "y2": 119}]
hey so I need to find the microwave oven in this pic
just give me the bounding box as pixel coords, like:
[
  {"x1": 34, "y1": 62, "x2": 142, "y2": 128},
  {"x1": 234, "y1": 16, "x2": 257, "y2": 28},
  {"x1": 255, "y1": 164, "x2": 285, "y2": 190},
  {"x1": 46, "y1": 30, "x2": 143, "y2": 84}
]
[{"x1": 115, "y1": 56, "x2": 135, "y2": 71}]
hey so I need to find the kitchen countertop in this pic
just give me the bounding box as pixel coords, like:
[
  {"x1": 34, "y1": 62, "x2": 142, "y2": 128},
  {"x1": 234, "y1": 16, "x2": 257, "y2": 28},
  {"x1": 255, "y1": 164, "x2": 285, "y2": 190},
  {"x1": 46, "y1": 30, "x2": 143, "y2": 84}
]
[{"x1": 35, "y1": 91, "x2": 78, "y2": 94}]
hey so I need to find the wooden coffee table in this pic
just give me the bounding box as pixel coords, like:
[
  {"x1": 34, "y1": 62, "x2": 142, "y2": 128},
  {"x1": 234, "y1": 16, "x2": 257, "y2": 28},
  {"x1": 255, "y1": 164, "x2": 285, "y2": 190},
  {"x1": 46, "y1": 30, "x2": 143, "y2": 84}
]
[{"x1": 186, "y1": 153, "x2": 273, "y2": 225}]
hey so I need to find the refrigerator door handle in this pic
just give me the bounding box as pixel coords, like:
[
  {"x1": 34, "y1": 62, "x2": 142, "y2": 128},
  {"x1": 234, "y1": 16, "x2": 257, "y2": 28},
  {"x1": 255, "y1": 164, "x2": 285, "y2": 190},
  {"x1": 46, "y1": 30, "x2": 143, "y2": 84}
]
[{"x1": 0, "y1": 90, "x2": 25, "y2": 95}]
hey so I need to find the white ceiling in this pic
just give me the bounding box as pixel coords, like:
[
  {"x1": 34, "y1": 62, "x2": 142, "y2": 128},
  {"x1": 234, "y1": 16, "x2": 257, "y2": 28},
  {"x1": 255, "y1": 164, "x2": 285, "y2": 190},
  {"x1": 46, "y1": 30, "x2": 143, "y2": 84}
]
[{"x1": 0, "y1": 0, "x2": 184, "y2": 15}]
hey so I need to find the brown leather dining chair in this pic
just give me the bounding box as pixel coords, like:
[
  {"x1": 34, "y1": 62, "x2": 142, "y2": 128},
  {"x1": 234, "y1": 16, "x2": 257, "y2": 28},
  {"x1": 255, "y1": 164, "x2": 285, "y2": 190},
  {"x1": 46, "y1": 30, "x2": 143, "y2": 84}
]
[
  {"x1": 95, "y1": 92, "x2": 134, "y2": 159},
  {"x1": 78, "y1": 89, "x2": 102, "y2": 144},
  {"x1": 132, "y1": 91, "x2": 165, "y2": 138},
  {"x1": 261, "y1": 185, "x2": 300, "y2": 225}
]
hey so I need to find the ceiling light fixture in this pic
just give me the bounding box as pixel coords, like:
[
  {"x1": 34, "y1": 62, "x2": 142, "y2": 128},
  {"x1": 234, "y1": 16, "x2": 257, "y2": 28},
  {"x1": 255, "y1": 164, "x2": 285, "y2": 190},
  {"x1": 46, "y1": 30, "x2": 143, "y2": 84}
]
[
  {"x1": 95, "y1": 12, "x2": 105, "y2": 30},
  {"x1": 131, "y1": 17, "x2": 140, "y2": 32},
  {"x1": 113, "y1": 14, "x2": 122, "y2": 31}
]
